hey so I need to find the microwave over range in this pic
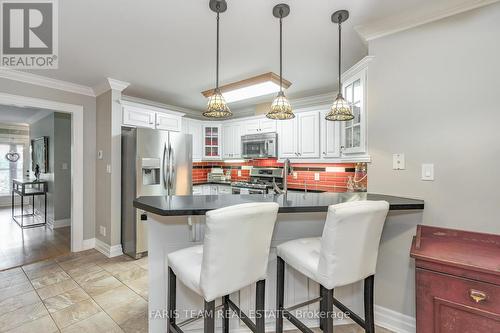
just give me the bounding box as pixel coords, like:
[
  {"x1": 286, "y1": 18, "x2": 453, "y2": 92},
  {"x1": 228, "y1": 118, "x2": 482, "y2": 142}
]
[{"x1": 241, "y1": 132, "x2": 278, "y2": 159}]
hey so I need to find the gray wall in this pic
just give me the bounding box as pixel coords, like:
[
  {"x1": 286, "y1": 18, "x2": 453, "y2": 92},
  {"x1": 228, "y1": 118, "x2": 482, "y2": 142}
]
[
  {"x1": 30, "y1": 112, "x2": 72, "y2": 223},
  {"x1": 53, "y1": 113, "x2": 72, "y2": 220},
  {"x1": 367, "y1": 3, "x2": 500, "y2": 317},
  {"x1": 0, "y1": 78, "x2": 96, "y2": 240}
]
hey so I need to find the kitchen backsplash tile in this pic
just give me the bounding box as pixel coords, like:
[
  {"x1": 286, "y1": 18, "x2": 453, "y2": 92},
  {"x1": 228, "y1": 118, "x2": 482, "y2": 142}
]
[{"x1": 193, "y1": 158, "x2": 367, "y2": 192}]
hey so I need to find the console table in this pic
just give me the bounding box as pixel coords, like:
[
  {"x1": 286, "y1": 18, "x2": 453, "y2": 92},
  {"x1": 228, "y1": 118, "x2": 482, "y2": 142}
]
[
  {"x1": 11, "y1": 179, "x2": 48, "y2": 228},
  {"x1": 410, "y1": 225, "x2": 500, "y2": 332}
]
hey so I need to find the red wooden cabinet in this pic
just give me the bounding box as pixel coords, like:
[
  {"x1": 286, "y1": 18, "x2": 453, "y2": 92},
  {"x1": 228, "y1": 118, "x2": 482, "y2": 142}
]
[{"x1": 410, "y1": 225, "x2": 500, "y2": 333}]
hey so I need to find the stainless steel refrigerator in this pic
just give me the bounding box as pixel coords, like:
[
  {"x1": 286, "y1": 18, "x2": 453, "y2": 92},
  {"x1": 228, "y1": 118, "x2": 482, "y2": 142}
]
[{"x1": 121, "y1": 127, "x2": 192, "y2": 259}]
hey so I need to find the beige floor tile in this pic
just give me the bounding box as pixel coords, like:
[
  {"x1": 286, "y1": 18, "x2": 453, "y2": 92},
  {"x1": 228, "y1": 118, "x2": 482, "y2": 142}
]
[
  {"x1": 0, "y1": 268, "x2": 23, "y2": 280},
  {"x1": 43, "y1": 287, "x2": 90, "y2": 313},
  {"x1": 124, "y1": 275, "x2": 148, "y2": 299},
  {"x1": 66, "y1": 262, "x2": 103, "y2": 279},
  {"x1": 30, "y1": 270, "x2": 71, "y2": 289},
  {"x1": 120, "y1": 311, "x2": 148, "y2": 333},
  {"x1": 4, "y1": 315, "x2": 58, "y2": 333},
  {"x1": 23, "y1": 262, "x2": 63, "y2": 280},
  {"x1": 22, "y1": 259, "x2": 57, "y2": 273},
  {"x1": 51, "y1": 298, "x2": 102, "y2": 329},
  {"x1": 93, "y1": 284, "x2": 138, "y2": 310},
  {"x1": 0, "y1": 271, "x2": 28, "y2": 289},
  {"x1": 79, "y1": 273, "x2": 123, "y2": 297},
  {"x1": 73, "y1": 269, "x2": 110, "y2": 285},
  {"x1": 0, "y1": 291, "x2": 40, "y2": 316},
  {"x1": 131, "y1": 256, "x2": 148, "y2": 270},
  {"x1": 114, "y1": 266, "x2": 147, "y2": 283},
  {"x1": 98, "y1": 259, "x2": 137, "y2": 276},
  {"x1": 105, "y1": 294, "x2": 148, "y2": 325},
  {"x1": 0, "y1": 301, "x2": 48, "y2": 332},
  {"x1": 61, "y1": 311, "x2": 123, "y2": 333},
  {"x1": 36, "y1": 278, "x2": 78, "y2": 300},
  {"x1": 0, "y1": 281, "x2": 33, "y2": 302}
]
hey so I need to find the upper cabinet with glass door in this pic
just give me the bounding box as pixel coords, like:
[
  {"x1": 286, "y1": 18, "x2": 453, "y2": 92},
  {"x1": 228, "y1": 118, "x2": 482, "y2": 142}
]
[
  {"x1": 340, "y1": 56, "x2": 372, "y2": 155},
  {"x1": 203, "y1": 124, "x2": 222, "y2": 160}
]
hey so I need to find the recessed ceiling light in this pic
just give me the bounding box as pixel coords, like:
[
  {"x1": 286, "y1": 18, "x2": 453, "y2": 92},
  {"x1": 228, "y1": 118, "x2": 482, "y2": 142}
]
[{"x1": 202, "y1": 72, "x2": 291, "y2": 104}]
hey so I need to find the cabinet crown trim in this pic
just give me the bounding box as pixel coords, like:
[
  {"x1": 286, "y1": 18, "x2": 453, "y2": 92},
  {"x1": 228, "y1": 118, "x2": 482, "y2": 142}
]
[
  {"x1": 341, "y1": 56, "x2": 374, "y2": 82},
  {"x1": 120, "y1": 99, "x2": 185, "y2": 117}
]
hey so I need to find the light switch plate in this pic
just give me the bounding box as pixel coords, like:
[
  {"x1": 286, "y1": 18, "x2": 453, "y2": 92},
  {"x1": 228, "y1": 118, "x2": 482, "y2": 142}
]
[
  {"x1": 421, "y1": 164, "x2": 434, "y2": 181},
  {"x1": 393, "y1": 154, "x2": 405, "y2": 170},
  {"x1": 106, "y1": 164, "x2": 112, "y2": 174},
  {"x1": 99, "y1": 226, "x2": 106, "y2": 237},
  {"x1": 62, "y1": 163, "x2": 68, "y2": 170}
]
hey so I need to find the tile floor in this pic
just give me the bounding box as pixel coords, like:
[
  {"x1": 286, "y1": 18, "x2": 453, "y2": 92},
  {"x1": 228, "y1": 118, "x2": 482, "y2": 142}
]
[
  {"x1": 0, "y1": 249, "x2": 393, "y2": 332},
  {"x1": 0, "y1": 207, "x2": 70, "y2": 271}
]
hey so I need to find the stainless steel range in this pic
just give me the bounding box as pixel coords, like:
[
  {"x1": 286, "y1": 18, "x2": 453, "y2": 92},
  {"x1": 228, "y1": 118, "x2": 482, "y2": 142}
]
[{"x1": 231, "y1": 167, "x2": 283, "y2": 194}]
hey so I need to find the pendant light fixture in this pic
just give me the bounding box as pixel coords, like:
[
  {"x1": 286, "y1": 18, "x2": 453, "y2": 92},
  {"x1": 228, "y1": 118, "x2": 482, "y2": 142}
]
[
  {"x1": 203, "y1": 0, "x2": 232, "y2": 118},
  {"x1": 325, "y1": 10, "x2": 354, "y2": 121},
  {"x1": 266, "y1": 4, "x2": 294, "y2": 120}
]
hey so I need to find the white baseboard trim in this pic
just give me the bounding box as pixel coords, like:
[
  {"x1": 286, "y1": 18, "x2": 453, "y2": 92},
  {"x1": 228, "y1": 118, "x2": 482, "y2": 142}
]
[
  {"x1": 53, "y1": 218, "x2": 71, "y2": 228},
  {"x1": 95, "y1": 238, "x2": 123, "y2": 258},
  {"x1": 81, "y1": 238, "x2": 96, "y2": 251},
  {"x1": 375, "y1": 305, "x2": 416, "y2": 333}
]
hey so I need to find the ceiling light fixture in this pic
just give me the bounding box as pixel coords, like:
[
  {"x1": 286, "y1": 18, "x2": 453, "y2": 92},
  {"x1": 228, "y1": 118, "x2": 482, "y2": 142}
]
[
  {"x1": 266, "y1": 4, "x2": 294, "y2": 120},
  {"x1": 203, "y1": 0, "x2": 232, "y2": 119},
  {"x1": 325, "y1": 10, "x2": 354, "y2": 122},
  {"x1": 201, "y1": 72, "x2": 291, "y2": 103}
]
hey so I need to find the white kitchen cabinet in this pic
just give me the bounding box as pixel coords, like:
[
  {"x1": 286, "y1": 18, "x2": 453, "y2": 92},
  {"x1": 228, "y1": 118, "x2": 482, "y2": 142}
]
[
  {"x1": 297, "y1": 111, "x2": 320, "y2": 158},
  {"x1": 203, "y1": 124, "x2": 222, "y2": 160},
  {"x1": 122, "y1": 105, "x2": 156, "y2": 129},
  {"x1": 183, "y1": 118, "x2": 203, "y2": 161},
  {"x1": 278, "y1": 111, "x2": 320, "y2": 159},
  {"x1": 122, "y1": 101, "x2": 184, "y2": 132},
  {"x1": 277, "y1": 118, "x2": 298, "y2": 158},
  {"x1": 340, "y1": 57, "x2": 371, "y2": 155},
  {"x1": 320, "y1": 110, "x2": 341, "y2": 158},
  {"x1": 217, "y1": 185, "x2": 232, "y2": 194},
  {"x1": 192, "y1": 185, "x2": 203, "y2": 196},
  {"x1": 156, "y1": 112, "x2": 182, "y2": 132},
  {"x1": 222, "y1": 123, "x2": 242, "y2": 159},
  {"x1": 244, "y1": 118, "x2": 277, "y2": 134}
]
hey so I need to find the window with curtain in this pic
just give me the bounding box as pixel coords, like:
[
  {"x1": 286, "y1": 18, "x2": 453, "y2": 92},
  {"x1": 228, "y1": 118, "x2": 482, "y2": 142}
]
[{"x1": 0, "y1": 143, "x2": 24, "y2": 194}]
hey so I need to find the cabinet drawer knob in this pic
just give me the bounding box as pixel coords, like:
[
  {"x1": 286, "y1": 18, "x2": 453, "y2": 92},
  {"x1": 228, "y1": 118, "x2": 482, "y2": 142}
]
[{"x1": 469, "y1": 289, "x2": 487, "y2": 303}]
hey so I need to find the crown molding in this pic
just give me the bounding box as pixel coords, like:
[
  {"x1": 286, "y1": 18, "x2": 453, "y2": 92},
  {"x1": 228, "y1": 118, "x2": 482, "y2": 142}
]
[
  {"x1": 290, "y1": 92, "x2": 336, "y2": 109},
  {"x1": 355, "y1": 0, "x2": 500, "y2": 41},
  {"x1": 119, "y1": 99, "x2": 185, "y2": 117},
  {"x1": 93, "y1": 78, "x2": 130, "y2": 96},
  {"x1": 341, "y1": 56, "x2": 374, "y2": 82},
  {"x1": 0, "y1": 68, "x2": 95, "y2": 96},
  {"x1": 121, "y1": 95, "x2": 199, "y2": 117}
]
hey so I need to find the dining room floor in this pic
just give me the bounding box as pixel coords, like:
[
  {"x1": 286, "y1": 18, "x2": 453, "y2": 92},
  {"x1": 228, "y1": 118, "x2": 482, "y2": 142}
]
[
  {"x1": 0, "y1": 248, "x2": 395, "y2": 333},
  {"x1": 0, "y1": 207, "x2": 70, "y2": 271}
]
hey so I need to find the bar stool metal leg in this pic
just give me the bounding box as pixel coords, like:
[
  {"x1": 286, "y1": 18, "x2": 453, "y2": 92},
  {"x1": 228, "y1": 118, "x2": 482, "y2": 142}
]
[
  {"x1": 323, "y1": 287, "x2": 334, "y2": 333},
  {"x1": 204, "y1": 300, "x2": 215, "y2": 333},
  {"x1": 222, "y1": 295, "x2": 230, "y2": 333},
  {"x1": 167, "y1": 267, "x2": 176, "y2": 333},
  {"x1": 364, "y1": 275, "x2": 375, "y2": 333},
  {"x1": 276, "y1": 256, "x2": 285, "y2": 333},
  {"x1": 256, "y1": 280, "x2": 265, "y2": 333},
  {"x1": 319, "y1": 285, "x2": 326, "y2": 330}
]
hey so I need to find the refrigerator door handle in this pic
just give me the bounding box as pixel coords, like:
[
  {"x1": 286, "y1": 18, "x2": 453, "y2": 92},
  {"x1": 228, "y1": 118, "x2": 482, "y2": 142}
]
[
  {"x1": 168, "y1": 143, "x2": 173, "y2": 193},
  {"x1": 169, "y1": 145, "x2": 175, "y2": 194},
  {"x1": 162, "y1": 143, "x2": 168, "y2": 191}
]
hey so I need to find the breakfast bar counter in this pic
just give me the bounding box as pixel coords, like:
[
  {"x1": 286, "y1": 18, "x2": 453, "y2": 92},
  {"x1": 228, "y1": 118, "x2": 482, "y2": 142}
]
[
  {"x1": 137, "y1": 192, "x2": 424, "y2": 333},
  {"x1": 133, "y1": 192, "x2": 424, "y2": 216}
]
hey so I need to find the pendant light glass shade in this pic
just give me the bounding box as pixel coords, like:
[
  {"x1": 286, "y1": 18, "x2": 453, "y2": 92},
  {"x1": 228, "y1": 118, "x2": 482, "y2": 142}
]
[
  {"x1": 203, "y1": 88, "x2": 232, "y2": 118},
  {"x1": 204, "y1": 0, "x2": 232, "y2": 119},
  {"x1": 267, "y1": 91, "x2": 294, "y2": 120},
  {"x1": 266, "y1": 4, "x2": 294, "y2": 120},
  {"x1": 326, "y1": 10, "x2": 353, "y2": 122},
  {"x1": 325, "y1": 93, "x2": 353, "y2": 121}
]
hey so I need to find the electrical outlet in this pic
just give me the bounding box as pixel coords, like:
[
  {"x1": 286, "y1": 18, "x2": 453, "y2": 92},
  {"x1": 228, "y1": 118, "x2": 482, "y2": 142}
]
[
  {"x1": 61, "y1": 163, "x2": 68, "y2": 170},
  {"x1": 99, "y1": 226, "x2": 106, "y2": 237},
  {"x1": 393, "y1": 154, "x2": 405, "y2": 170},
  {"x1": 237, "y1": 170, "x2": 242, "y2": 177},
  {"x1": 314, "y1": 173, "x2": 320, "y2": 181},
  {"x1": 293, "y1": 172, "x2": 298, "y2": 179}
]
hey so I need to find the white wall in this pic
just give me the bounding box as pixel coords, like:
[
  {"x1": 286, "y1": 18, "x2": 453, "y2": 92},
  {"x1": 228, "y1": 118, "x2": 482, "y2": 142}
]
[
  {"x1": 0, "y1": 78, "x2": 96, "y2": 240},
  {"x1": 367, "y1": 3, "x2": 500, "y2": 317}
]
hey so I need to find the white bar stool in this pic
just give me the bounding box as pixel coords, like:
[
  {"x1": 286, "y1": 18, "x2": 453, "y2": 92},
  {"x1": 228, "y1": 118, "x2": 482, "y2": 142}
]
[
  {"x1": 275, "y1": 201, "x2": 389, "y2": 333},
  {"x1": 167, "y1": 202, "x2": 279, "y2": 333}
]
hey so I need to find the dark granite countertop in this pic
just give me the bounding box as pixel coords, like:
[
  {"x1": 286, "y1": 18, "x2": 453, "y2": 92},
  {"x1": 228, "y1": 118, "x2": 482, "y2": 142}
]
[
  {"x1": 193, "y1": 181, "x2": 232, "y2": 186},
  {"x1": 133, "y1": 192, "x2": 424, "y2": 216}
]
